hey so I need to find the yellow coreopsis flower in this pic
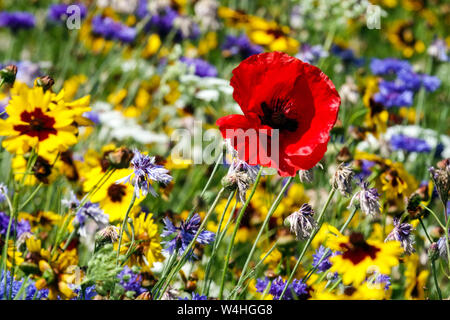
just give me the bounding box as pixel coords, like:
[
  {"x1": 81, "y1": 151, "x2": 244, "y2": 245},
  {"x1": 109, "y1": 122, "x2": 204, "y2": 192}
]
[
  {"x1": 117, "y1": 212, "x2": 164, "y2": 272},
  {"x1": 82, "y1": 166, "x2": 142, "y2": 222},
  {"x1": 328, "y1": 232, "x2": 403, "y2": 285},
  {"x1": 387, "y1": 20, "x2": 425, "y2": 58},
  {"x1": 0, "y1": 84, "x2": 78, "y2": 157},
  {"x1": 404, "y1": 253, "x2": 429, "y2": 300}
]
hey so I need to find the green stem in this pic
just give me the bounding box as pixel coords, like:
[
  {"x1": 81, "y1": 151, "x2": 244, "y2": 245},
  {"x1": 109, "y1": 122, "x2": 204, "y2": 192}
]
[
  {"x1": 218, "y1": 168, "x2": 263, "y2": 299},
  {"x1": 278, "y1": 188, "x2": 338, "y2": 299},
  {"x1": 232, "y1": 175, "x2": 294, "y2": 299},
  {"x1": 157, "y1": 188, "x2": 225, "y2": 299},
  {"x1": 116, "y1": 193, "x2": 137, "y2": 265}
]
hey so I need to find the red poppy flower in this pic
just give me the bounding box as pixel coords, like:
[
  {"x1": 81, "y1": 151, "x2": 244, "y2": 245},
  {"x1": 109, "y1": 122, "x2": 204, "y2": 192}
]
[{"x1": 216, "y1": 52, "x2": 340, "y2": 176}]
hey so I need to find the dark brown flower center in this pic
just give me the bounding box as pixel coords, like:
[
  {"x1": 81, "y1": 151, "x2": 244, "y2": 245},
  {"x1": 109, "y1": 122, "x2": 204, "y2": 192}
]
[
  {"x1": 259, "y1": 100, "x2": 298, "y2": 132},
  {"x1": 340, "y1": 232, "x2": 381, "y2": 265},
  {"x1": 107, "y1": 184, "x2": 127, "y2": 202},
  {"x1": 13, "y1": 109, "x2": 57, "y2": 141},
  {"x1": 33, "y1": 156, "x2": 52, "y2": 183}
]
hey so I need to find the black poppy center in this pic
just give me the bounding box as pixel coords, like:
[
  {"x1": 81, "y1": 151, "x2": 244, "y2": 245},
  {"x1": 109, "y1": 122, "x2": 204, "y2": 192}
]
[
  {"x1": 259, "y1": 100, "x2": 298, "y2": 132},
  {"x1": 13, "y1": 109, "x2": 57, "y2": 141},
  {"x1": 107, "y1": 184, "x2": 127, "y2": 202},
  {"x1": 340, "y1": 232, "x2": 381, "y2": 265}
]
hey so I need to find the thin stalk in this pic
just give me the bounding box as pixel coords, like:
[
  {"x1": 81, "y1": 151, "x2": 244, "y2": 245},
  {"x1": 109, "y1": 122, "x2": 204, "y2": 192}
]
[
  {"x1": 232, "y1": 175, "x2": 294, "y2": 299},
  {"x1": 116, "y1": 193, "x2": 137, "y2": 265},
  {"x1": 217, "y1": 168, "x2": 263, "y2": 299}
]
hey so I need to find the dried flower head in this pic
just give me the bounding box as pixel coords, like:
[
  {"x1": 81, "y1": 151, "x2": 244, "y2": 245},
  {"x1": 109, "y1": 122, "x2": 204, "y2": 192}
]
[
  {"x1": 285, "y1": 203, "x2": 317, "y2": 240},
  {"x1": 349, "y1": 181, "x2": 381, "y2": 217},
  {"x1": 332, "y1": 162, "x2": 354, "y2": 197},
  {"x1": 385, "y1": 217, "x2": 415, "y2": 255}
]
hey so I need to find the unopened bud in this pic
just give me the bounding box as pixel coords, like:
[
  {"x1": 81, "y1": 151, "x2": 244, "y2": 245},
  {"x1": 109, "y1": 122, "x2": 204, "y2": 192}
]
[
  {"x1": 36, "y1": 75, "x2": 55, "y2": 91},
  {"x1": 136, "y1": 291, "x2": 152, "y2": 300},
  {"x1": 0, "y1": 64, "x2": 17, "y2": 85},
  {"x1": 107, "y1": 147, "x2": 134, "y2": 169},
  {"x1": 429, "y1": 242, "x2": 439, "y2": 261}
]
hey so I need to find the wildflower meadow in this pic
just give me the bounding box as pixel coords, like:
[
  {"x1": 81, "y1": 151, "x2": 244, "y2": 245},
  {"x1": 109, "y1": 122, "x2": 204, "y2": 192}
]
[{"x1": 0, "y1": 0, "x2": 449, "y2": 303}]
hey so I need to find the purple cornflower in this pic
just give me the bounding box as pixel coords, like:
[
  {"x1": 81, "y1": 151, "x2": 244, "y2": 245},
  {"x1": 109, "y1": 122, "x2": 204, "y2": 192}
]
[
  {"x1": 83, "y1": 111, "x2": 100, "y2": 124},
  {"x1": 180, "y1": 292, "x2": 208, "y2": 300},
  {"x1": 331, "y1": 44, "x2": 364, "y2": 67},
  {"x1": 63, "y1": 192, "x2": 109, "y2": 237},
  {"x1": 0, "y1": 183, "x2": 8, "y2": 203},
  {"x1": 222, "y1": 34, "x2": 263, "y2": 59},
  {"x1": 0, "y1": 270, "x2": 48, "y2": 300},
  {"x1": 255, "y1": 278, "x2": 270, "y2": 293},
  {"x1": 48, "y1": 3, "x2": 87, "y2": 23},
  {"x1": 428, "y1": 38, "x2": 449, "y2": 62},
  {"x1": 349, "y1": 181, "x2": 381, "y2": 217},
  {"x1": 0, "y1": 211, "x2": 30, "y2": 238},
  {"x1": 162, "y1": 213, "x2": 215, "y2": 257},
  {"x1": 296, "y1": 44, "x2": 328, "y2": 65},
  {"x1": 390, "y1": 134, "x2": 431, "y2": 153},
  {"x1": 145, "y1": 7, "x2": 178, "y2": 37},
  {"x1": 91, "y1": 16, "x2": 136, "y2": 43},
  {"x1": 259, "y1": 277, "x2": 308, "y2": 300},
  {"x1": 116, "y1": 150, "x2": 172, "y2": 198},
  {"x1": 312, "y1": 246, "x2": 332, "y2": 272},
  {"x1": 367, "y1": 272, "x2": 391, "y2": 290},
  {"x1": 118, "y1": 266, "x2": 146, "y2": 295},
  {"x1": 72, "y1": 285, "x2": 97, "y2": 300},
  {"x1": 285, "y1": 204, "x2": 317, "y2": 240},
  {"x1": 385, "y1": 217, "x2": 415, "y2": 255},
  {"x1": 355, "y1": 160, "x2": 375, "y2": 181},
  {"x1": 180, "y1": 57, "x2": 218, "y2": 77},
  {"x1": 370, "y1": 58, "x2": 412, "y2": 75},
  {"x1": 374, "y1": 80, "x2": 414, "y2": 108},
  {"x1": 420, "y1": 74, "x2": 441, "y2": 92},
  {"x1": 0, "y1": 11, "x2": 35, "y2": 31}
]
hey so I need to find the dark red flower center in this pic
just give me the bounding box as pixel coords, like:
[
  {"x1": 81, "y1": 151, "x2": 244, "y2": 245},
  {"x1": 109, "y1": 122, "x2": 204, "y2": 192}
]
[
  {"x1": 107, "y1": 184, "x2": 126, "y2": 202},
  {"x1": 13, "y1": 108, "x2": 57, "y2": 141},
  {"x1": 259, "y1": 99, "x2": 298, "y2": 132},
  {"x1": 340, "y1": 232, "x2": 380, "y2": 265}
]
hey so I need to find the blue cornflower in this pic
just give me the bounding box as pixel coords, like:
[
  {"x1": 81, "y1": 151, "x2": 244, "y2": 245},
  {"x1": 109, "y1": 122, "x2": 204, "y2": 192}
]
[
  {"x1": 268, "y1": 277, "x2": 308, "y2": 300},
  {"x1": 0, "y1": 11, "x2": 35, "y2": 31},
  {"x1": 0, "y1": 183, "x2": 8, "y2": 203},
  {"x1": 222, "y1": 34, "x2": 263, "y2": 59},
  {"x1": 374, "y1": 80, "x2": 414, "y2": 108},
  {"x1": 47, "y1": 3, "x2": 87, "y2": 23},
  {"x1": 370, "y1": 58, "x2": 412, "y2": 75},
  {"x1": 180, "y1": 57, "x2": 218, "y2": 78},
  {"x1": 375, "y1": 273, "x2": 391, "y2": 291},
  {"x1": 420, "y1": 74, "x2": 441, "y2": 92},
  {"x1": 116, "y1": 150, "x2": 172, "y2": 198},
  {"x1": 331, "y1": 44, "x2": 364, "y2": 67},
  {"x1": 255, "y1": 278, "x2": 270, "y2": 293},
  {"x1": 145, "y1": 7, "x2": 178, "y2": 37},
  {"x1": 180, "y1": 292, "x2": 208, "y2": 300},
  {"x1": 312, "y1": 245, "x2": 332, "y2": 272},
  {"x1": 118, "y1": 266, "x2": 146, "y2": 295},
  {"x1": 72, "y1": 285, "x2": 97, "y2": 300},
  {"x1": 355, "y1": 160, "x2": 375, "y2": 181},
  {"x1": 428, "y1": 38, "x2": 449, "y2": 62},
  {"x1": 0, "y1": 211, "x2": 30, "y2": 238},
  {"x1": 63, "y1": 192, "x2": 109, "y2": 237},
  {"x1": 91, "y1": 16, "x2": 136, "y2": 43},
  {"x1": 296, "y1": 44, "x2": 328, "y2": 65},
  {"x1": 83, "y1": 111, "x2": 100, "y2": 124},
  {"x1": 390, "y1": 134, "x2": 431, "y2": 153},
  {"x1": 0, "y1": 270, "x2": 48, "y2": 300},
  {"x1": 162, "y1": 213, "x2": 215, "y2": 257}
]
